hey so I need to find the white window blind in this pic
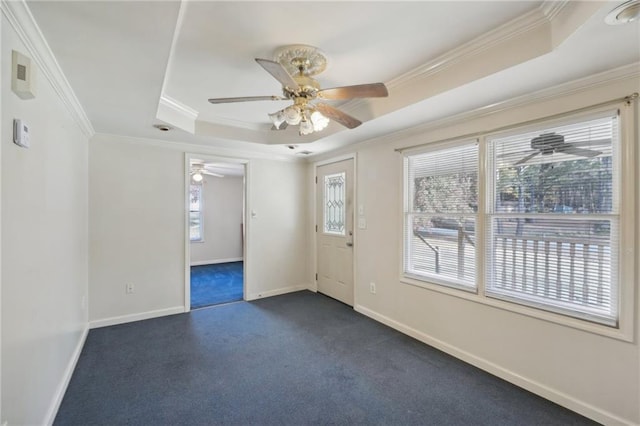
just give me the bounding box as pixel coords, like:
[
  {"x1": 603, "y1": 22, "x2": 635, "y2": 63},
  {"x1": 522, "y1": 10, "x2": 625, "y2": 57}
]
[
  {"x1": 404, "y1": 142, "x2": 478, "y2": 290},
  {"x1": 486, "y1": 112, "x2": 619, "y2": 325}
]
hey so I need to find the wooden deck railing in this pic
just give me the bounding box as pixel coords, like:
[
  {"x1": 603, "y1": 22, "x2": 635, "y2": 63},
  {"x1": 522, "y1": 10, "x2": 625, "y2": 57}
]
[
  {"x1": 412, "y1": 227, "x2": 610, "y2": 307},
  {"x1": 494, "y1": 234, "x2": 610, "y2": 306}
]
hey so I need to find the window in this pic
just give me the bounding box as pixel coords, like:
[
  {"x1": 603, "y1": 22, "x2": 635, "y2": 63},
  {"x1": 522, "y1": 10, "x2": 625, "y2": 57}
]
[
  {"x1": 402, "y1": 107, "x2": 628, "y2": 329},
  {"x1": 487, "y1": 112, "x2": 619, "y2": 325},
  {"x1": 190, "y1": 184, "x2": 203, "y2": 242},
  {"x1": 404, "y1": 142, "x2": 478, "y2": 290}
]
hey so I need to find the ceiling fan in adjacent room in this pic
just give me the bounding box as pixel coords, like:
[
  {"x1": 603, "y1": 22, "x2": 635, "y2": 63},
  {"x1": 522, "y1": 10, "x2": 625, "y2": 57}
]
[
  {"x1": 207, "y1": 45, "x2": 389, "y2": 136},
  {"x1": 190, "y1": 162, "x2": 224, "y2": 183},
  {"x1": 514, "y1": 133, "x2": 606, "y2": 165}
]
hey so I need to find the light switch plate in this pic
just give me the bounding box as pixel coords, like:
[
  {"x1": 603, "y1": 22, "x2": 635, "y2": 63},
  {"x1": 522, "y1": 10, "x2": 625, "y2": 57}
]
[{"x1": 358, "y1": 217, "x2": 367, "y2": 229}]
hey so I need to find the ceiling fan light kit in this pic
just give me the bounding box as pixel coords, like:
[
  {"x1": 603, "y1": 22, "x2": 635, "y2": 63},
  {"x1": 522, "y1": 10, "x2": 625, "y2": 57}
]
[
  {"x1": 208, "y1": 44, "x2": 388, "y2": 138},
  {"x1": 190, "y1": 162, "x2": 225, "y2": 183},
  {"x1": 269, "y1": 103, "x2": 330, "y2": 134}
]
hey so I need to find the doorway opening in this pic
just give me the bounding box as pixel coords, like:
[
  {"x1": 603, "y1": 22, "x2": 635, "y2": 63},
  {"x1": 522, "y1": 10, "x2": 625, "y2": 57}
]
[{"x1": 186, "y1": 155, "x2": 247, "y2": 310}]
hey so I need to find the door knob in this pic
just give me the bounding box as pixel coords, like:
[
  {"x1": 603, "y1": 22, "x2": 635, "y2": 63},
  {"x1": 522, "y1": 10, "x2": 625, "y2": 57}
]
[{"x1": 346, "y1": 242, "x2": 353, "y2": 247}]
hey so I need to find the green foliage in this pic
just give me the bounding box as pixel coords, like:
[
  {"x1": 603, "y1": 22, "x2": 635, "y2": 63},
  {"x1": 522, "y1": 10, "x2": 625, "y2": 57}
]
[
  {"x1": 414, "y1": 172, "x2": 478, "y2": 214},
  {"x1": 496, "y1": 156, "x2": 612, "y2": 214}
]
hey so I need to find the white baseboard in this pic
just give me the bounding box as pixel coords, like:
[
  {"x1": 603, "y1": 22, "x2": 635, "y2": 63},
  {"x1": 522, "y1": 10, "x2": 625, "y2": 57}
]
[
  {"x1": 354, "y1": 304, "x2": 631, "y2": 426},
  {"x1": 89, "y1": 306, "x2": 185, "y2": 329},
  {"x1": 45, "y1": 324, "x2": 89, "y2": 426},
  {"x1": 190, "y1": 257, "x2": 243, "y2": 266},
  {"x1": 246, "y1": 284, "x2": 308, "y2": 301}
]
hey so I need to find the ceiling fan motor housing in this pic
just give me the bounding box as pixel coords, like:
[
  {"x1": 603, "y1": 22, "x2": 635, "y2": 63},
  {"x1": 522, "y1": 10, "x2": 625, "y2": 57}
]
[
  {"x1": 531, "y1": 132, "x2": 564, "y2": 154},
  {"x1": 283, "y1": 75, "x2": 321, "y2": 100}
]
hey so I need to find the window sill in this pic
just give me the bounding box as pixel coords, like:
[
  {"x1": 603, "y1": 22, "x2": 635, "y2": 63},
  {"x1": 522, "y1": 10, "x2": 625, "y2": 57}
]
[{"x1": 400, "y1": 275, "x2": 632, "y2": 342}]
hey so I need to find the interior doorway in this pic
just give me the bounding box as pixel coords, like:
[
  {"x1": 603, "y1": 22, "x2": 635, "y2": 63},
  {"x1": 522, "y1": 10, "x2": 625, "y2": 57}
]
[{"x1": 185, "y1": 155, "x2": 247, "y2": 310}]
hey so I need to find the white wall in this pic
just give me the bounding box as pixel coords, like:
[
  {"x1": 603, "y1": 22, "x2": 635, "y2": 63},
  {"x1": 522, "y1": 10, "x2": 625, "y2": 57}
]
[
  {"x1": 89, "y1": 134, "x2": 309, "y2": 326},
  {"x1": 89, "y1": 137, "x2": 185, "y2": 324},
  {"x1": 245, "y1": 158, "x2": 309, "y2": 300},
  {"x1": 1, "y1": 14, "x2": 89, "y2": 426},
  {"x1": 190, "y1": 175, "x2": 243, "y2": 265},
  {"x1": 312, "y1": 73, "x2": 640, "y2": 424}
]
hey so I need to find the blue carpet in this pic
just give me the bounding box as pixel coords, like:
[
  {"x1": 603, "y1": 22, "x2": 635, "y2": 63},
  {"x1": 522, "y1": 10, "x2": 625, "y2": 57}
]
[{"x1": 190, "y1": 261, "x2": 243, "y2": 308}]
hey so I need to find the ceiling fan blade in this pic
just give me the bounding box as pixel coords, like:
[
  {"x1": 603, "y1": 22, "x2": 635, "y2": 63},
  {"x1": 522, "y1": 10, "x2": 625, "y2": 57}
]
[
  {"x1": 315, "y1": 103, "x2": 362, "y2": 129},
  {"x1": 201, "y1": 170, "x2": 224, "y2": 177},
  {"x1": 563, "y1": 138, "x2": 611, "y2": 147},
  {"x1": 558, "y1": 146, "x2": 602, "y2": 157},
  {"x1": 208, "y1": 95, "x2": 285, "y2": 104},
  {"x1": 515, "y1": 151, "x2": 540, "y2": 165},
  {"x1": 317, "y1": 83, "x2": 389, "y2": 100},
  {"x1": 255, "y1": 58, "x2": 300, "y2": 90}
]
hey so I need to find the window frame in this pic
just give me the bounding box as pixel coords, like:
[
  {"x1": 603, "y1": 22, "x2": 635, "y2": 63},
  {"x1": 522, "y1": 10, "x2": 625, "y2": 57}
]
[
  {"x1": 399, "y1": 102, "x2": 635, "y2": 342},
  {"x1": 403, "y1": 139, "x2": 479, "y2": 292},
  {"x1": 484, "y1": 109, "x2": 620, "y2": 327}
]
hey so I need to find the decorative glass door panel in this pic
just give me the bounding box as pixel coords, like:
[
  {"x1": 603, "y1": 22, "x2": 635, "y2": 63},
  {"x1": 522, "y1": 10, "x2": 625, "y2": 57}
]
[{"x1": 324, "y1": 172, "x2": 346, "y2": 235}]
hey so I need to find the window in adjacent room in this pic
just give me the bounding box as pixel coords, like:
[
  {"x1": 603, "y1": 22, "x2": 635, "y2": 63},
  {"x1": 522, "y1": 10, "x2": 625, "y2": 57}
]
[{"x1": 190, "y1": 184, "x2": 204, "y2": 242}]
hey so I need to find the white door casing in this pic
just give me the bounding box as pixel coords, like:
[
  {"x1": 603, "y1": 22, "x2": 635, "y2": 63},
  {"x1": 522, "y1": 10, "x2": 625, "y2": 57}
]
[{"x1": 316, "y1": 158, "x2": 354, "y2": 306}]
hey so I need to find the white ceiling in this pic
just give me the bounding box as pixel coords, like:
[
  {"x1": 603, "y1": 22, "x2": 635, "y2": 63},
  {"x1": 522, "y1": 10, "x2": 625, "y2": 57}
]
[{"x1": 26, "y1": 1, "x2": 640, "y2": 158}]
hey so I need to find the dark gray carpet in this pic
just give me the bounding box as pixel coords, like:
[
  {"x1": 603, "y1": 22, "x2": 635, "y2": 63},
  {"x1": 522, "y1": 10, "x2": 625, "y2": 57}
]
[{"x1": 55, "y1": 291, "x2": 597, "y2": 425}]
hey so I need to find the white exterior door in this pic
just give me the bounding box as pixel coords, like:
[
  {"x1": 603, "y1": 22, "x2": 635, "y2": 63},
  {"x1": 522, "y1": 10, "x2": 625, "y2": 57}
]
[{"x1": 316, "y1": 159, "x2": 354, "y2": 306}]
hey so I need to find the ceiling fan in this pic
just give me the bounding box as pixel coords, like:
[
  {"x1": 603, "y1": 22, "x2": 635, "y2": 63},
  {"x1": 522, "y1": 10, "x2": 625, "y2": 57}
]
[
  {"x1": 207, "y1": 44, "x2": 389, "y2": 136},
  {"x1": 191, "y1": 162, "x2": 223, "y2": 182},
  {"x1": 514, "y1": 133, "x2": 606, "y2": 165}
]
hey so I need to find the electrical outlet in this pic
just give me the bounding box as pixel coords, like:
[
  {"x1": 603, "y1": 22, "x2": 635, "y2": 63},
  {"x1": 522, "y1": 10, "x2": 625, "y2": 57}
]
[
  {"x1": 126, "y1": 283, "x2": 134, "y2": 294},
  {"x1": 81, "y1": 295, "x2": 86, "y2": 310},
  {"x1": 369, "y1": 282, "x2": 376, "y2": 294}
]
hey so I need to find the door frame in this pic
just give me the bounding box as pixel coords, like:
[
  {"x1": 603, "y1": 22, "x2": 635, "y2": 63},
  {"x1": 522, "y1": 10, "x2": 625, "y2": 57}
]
[
  {"x1": 184, "y1": 153, "x2": 250, "y2": 312},
  {"x1": 313, "y1": 153, "x2": 358, "y2": 306}
]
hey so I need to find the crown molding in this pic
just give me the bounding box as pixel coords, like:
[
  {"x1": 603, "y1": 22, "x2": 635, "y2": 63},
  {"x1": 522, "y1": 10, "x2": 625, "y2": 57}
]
[
  {"x1": 388, "y1": 5, "x2": 554, "y2": 89},
  {"x1": 158, "y1": 93, "x2": 273, "y2": 133},
  {"x1": 402, "y1": 62, "x2": 640, "y2": 137},
  {"x1": 157, "y1": 94, "x2": 199, "y2": 133},
  {"x1": 341, "y1": 2, "x2": 561, "y2": 116},
  {"x1": 316, "y1": 62, "x2": 640, "y2": 161},
  {"x1": 1, "y1": 0, "x2": 95, "y2": 138},
  {"x1": 540, "y1": 0, "x2": 567, "y2": 21},
  {"x1": 159, "y1": 94, "x2": 198, "y2": 121}
]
